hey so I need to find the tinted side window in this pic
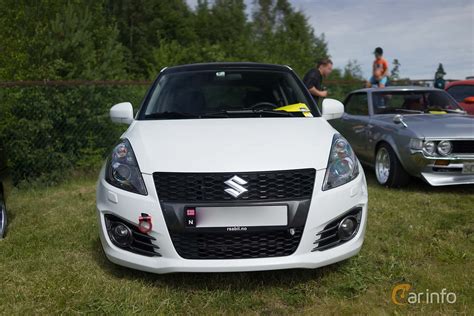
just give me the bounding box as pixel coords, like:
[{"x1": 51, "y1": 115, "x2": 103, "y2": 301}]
[{"x1": 345, "y1": 93, "x2": 368, "y2": 115}]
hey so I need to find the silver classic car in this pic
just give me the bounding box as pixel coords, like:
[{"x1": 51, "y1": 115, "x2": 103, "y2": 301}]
[{"x1": 330, "y1": 87, "x2": 474, "y2": 187}]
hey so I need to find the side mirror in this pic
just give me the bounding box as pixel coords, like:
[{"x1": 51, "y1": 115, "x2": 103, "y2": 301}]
[
  {"x1": 463, "y1": 96, "x2": 474, "y2": 104},
  {"x1": 110, "y1": 102, "x2": 133, "y2": 124},
  {"x1": 321, "y1": 98, "x2": 344, "y2": 120}
]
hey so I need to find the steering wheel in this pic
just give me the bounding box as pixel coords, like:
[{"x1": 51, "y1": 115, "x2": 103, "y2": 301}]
[{"x1": 249, "y1": 102, "x2": 278, "y2": 110}]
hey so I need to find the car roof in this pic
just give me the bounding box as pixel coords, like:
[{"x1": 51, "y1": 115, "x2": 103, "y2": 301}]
[
  {"x1": 161, "y1": 62, "x2": 293, "y2": 74},
  {"x1": 445, "y1": 80, "x2": 474, "y2": 89},
  {"x1": 350, "y1": 86, "x2": 443, "y2": 94}
]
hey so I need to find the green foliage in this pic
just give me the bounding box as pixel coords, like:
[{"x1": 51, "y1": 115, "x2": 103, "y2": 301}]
[
  {"x1": 0, "y1": 86, "x2": 146, "y2": 185},
  {"x1": 0, "y1": 0, "x2": 364, "y2": 184},
  {"x1": 391, "y1": 59, "x2": 401, "y2": 80}
]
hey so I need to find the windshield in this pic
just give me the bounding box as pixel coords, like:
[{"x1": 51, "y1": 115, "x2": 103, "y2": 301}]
[
  {"x1": 372, "y1": 90, "x2": 463, "y2": 114},
  {"x1": 139, "y1": 69, "x2": 317, "y2": 119},
  {"x1": 446, "y1": 85, "x2": 474, "y2": 102}
]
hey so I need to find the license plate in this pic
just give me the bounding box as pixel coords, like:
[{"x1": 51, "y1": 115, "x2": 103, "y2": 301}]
[
  {"x1": 194, "y1": 205, "x2": 288, "y2": 228},
  {"x1": 462, "y1": 162, "x2": 474, "y2": 174}
]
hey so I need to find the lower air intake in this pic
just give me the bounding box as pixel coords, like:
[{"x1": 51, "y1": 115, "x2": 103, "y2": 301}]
[
  {"x1": 104, "y1": 214, "x2": 161, "y2": 257},
  {"x1": 171, "y1": 228, "x2": 303, "y2": 259},
  {"x1": 312, "y1": 207, "x2": 362, "y2": 252}
]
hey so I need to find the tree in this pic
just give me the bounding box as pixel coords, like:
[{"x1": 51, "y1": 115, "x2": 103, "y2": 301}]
[
  {"x1": 343, "y1": 60, "x2": 364, "y2": 80},
  {"x1": 434, "y1": 63, "x2": 446, "y2": 89},
  {"x1": 391, "y1": 59, "x2": 401, "y2": 80},
  {"x1": 435, "y1": 63, "x2": 446, "y2": 79}
]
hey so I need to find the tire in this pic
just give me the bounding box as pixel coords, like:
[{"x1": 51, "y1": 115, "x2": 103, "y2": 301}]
[
  {"x1": 375, "y1": 143, "x2": 410, "y2": 188},
  {"x1": 0, "y1": 192, "x2": 6, "y2": 239}
]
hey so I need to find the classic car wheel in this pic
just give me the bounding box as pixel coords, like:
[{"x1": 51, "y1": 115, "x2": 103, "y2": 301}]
[
  {"x1": 0, "y1": 193, "x2": 6, "y2": 238},
  {"x1": 375, "y1": 147, "x2": 390, "y2": 184},
  {"x1": 375, "y1": 144, "x2": 410, "y2": 187}
]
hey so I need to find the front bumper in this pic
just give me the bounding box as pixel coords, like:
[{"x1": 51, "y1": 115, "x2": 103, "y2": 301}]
[
  {"x1": 96, "y1": 166, "x2": 368, "y2": 274},
  {"x1": 406, "y1": 153, "x2": 474, "y2": 186}
]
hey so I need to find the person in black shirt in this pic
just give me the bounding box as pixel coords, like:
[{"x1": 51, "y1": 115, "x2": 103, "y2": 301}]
[{"x1": 303, "y1": 58, "x2": 333, "y2": 105}]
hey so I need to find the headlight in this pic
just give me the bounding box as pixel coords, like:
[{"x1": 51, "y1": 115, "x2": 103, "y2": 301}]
[
  {"x1": 437, "y1": 140, "x2": 452, "y2": 156},
  {"x1": 105, "y1": 139, "x2": 147, "y2": 195},
  {"x1": 322, "y1": 134, "x2": 359, "y2": 190},
  {"x1": 422, "y1": 141, "x2": 436, "y2": 156}
]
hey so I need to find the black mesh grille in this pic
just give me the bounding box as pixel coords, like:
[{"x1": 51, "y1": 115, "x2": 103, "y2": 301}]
[
  {"x1": 171, "y1": 228, "x2": 303, "y2": 259},
  {"x1": 452, "y1": 141, "x2": 474, "y2": 154},
  {"x1": 153, "y1": 169, "x2": 316, "y2": 202}
]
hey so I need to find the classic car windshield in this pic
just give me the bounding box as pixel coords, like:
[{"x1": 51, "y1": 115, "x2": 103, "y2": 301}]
[
  {"x1": 372, "y1": 90, "x2": 463, "y2": 114},
  {"x1": 140, "y1": 69, "x2": 317, "y2": 119}
]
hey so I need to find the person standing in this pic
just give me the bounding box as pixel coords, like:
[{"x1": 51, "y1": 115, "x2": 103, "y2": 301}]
[
  {"x1": 367, "y1": 47, "x2": 389, "y2": 88},
  {"x1": 303, "y1": 58, "x2": 333, "y2": 105}
]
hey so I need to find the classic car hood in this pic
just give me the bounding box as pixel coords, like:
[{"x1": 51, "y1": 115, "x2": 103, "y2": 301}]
[
  {"x1": 124, "y1": 118, "x2": 336, "y2": 174},
  {"x1": 375, "y1": 114, "x2": 474, "y2": 139}
]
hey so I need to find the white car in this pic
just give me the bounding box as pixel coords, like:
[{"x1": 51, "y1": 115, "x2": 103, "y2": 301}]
[{"x1": 96, "y1": 63, "x2": 368, "y2": 274}]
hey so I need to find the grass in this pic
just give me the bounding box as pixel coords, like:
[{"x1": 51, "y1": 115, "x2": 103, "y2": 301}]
[{"x1": 0, "y1": 171, "x2": 473, "y2": 315}]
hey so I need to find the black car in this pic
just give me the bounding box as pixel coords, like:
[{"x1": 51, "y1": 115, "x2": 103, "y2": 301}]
[{"x1": 0, "y1": 139, "x2": 7, "y2": 238}]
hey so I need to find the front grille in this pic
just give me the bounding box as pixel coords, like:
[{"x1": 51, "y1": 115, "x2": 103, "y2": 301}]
[
  {"x1": 171, "y1": 228, "x2": 303, "y2": 259},
  {"x1": 153, "y1": 169, "x2": 316, "y2": 202},
  {"x1": 452, "y1": 141, "x2": 474, "y2": 154}
]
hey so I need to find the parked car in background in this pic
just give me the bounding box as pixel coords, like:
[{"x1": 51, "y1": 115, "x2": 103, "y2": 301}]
[
  {"x1": 0, "y1": 139, "x2": 7, "y2": 238},
  {"x1": 96, "y1": 62, "x2": 368, "y2": 274},
  {"x1": 330, "y1": 86, "x2": 474, "y2": 187},
  {"x1": 445, "y1": 80, "x2": 474, "y2": 115}
]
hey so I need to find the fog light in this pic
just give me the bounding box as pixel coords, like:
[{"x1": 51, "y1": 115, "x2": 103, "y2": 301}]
[
  {"x1": 110, "y1": 223, "x2": 133, "y2": 247},
  {"x1": 138, "y1": 214, "x2": 152, "y2": 233},
  {"x1": 338, "y1": 216, "x2": 358, "y2": 240}
]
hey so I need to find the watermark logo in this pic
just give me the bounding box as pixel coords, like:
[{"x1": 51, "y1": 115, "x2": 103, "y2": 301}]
[{"x1": 391, "y1": 284, "x2": 457, "y2": 305}]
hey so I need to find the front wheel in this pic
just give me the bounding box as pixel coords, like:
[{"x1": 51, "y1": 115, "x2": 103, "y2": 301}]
[
  {"x1": 375, "y1": 144, "x2": 410, "y2": 187},
  {"x1": 0, "y1": 193, "x2": 7, "y2": 238}
]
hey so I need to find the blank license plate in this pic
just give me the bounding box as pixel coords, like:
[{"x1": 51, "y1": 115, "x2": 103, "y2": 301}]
[
  {"x1": 195, "y1": 205, "x2": 288, "y2": 228},
  {"x1": 462, "y1": 162, "x2": 474, "y2": 174}
]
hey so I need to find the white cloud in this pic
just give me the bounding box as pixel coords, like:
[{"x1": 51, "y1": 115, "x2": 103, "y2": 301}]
[{"x1": 293, "y1": 0, "x2": 474, "y2": 79}]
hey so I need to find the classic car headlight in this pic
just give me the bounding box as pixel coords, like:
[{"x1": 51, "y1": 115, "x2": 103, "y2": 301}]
[
  {"x1": 422, "y1": 141, "x2": 436, "y2": 156},
  {"x1": 105, "y1": 139, "x2": 147, "y2": 195},
  {"x1": 323, "y1": 134, "x2": 359, "y2": 190},
  {"x1": 437, "y1": 140, "x2": 452, "y2": 156}
]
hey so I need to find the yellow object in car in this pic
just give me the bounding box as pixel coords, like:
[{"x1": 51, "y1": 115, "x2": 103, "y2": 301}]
[
  {"x1": 275, "y1": 103, "x2": 313, "y2": 117},
  {"x1": 428, "y1": 111, "x2": 447, "y2": 114}
]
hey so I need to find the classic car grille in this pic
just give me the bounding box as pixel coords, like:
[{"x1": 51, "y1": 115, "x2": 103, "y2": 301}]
[
  {"x1": 171, "y1": 228, "x2": 303, "y2": 259},
  {"x1": 153, "y1": 169, "x2": 316, "y2": 202},
  {"x1": 452, "y1": 141, "x2": 474, "y2": 154}
]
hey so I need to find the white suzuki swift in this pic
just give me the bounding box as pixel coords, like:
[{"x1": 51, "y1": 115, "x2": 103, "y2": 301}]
[{"x1": 96, "y1": 63, "x2": 368, "y2": 274}]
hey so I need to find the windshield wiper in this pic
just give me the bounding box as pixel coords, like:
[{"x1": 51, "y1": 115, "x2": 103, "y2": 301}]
[
  {"x1": 394, "y1": 109, "x2": 424, "y2": 114},
  {"x1": 144, "y1": 111, "x2": 199, "y2": 119},
  {"x1": 202, "y1": 109, "x2": 298, "y2": 117}
]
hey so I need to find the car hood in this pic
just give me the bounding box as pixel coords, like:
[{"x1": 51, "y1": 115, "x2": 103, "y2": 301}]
[
  {"x1": 374, "y1": 114, "x2": 474, "y2": 139},
  {"x1": 124, "y1": 118, "x2": 335, "y2": 174}
]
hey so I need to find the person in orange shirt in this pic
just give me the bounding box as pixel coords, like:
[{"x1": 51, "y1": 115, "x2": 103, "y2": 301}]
[{"x1": 366, "y1": 47, "x2": 389, "y2": 88}]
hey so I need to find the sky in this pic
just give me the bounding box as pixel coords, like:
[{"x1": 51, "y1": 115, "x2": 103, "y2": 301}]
[{"x1": 187, "y1": 0, "x2": 474, "y2": 79}]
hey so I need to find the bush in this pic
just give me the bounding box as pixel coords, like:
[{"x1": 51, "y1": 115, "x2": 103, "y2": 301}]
[{"x1": 0, "y1": 85, "x2": 146, "y2": 185}]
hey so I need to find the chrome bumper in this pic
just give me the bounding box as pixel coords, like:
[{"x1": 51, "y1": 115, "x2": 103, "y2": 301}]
[{"x1": 408, "y1": 153, "x2": 474, "y2": 186}]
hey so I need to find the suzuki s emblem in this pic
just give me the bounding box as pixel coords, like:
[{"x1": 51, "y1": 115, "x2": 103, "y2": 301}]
[{"x1": 224, "y1": 175, "x2": 248, "y2": 198}]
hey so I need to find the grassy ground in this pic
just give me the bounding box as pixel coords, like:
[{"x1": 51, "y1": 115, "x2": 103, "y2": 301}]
[{"x1": 0, "y1": 172, "x2": 473, "y2": 315}]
